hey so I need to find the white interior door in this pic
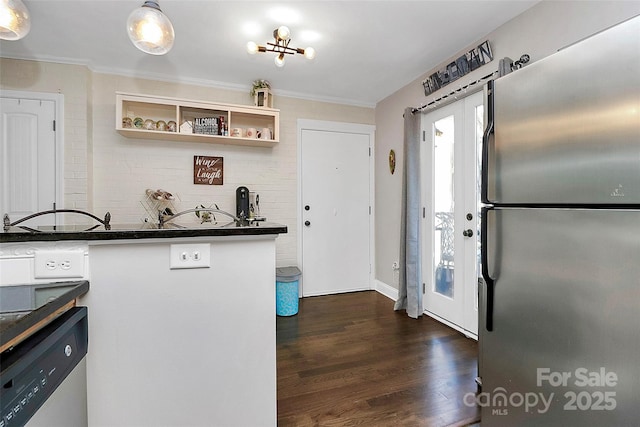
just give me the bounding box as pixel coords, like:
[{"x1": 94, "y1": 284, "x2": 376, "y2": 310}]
[
  {"x1": 1, "y1": 92, "x2": 61, "y2": 226},
  {"x1": 299, "y1": 122, "x2": 373, "y2": 296},
  {"x1": 421, "y1": 91, "x2": 483, "y2": 337}
]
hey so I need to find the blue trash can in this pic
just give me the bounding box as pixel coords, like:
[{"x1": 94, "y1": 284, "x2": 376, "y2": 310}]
[{"x1": 276, "y1": 267, "x2": 301, "y2": 316}]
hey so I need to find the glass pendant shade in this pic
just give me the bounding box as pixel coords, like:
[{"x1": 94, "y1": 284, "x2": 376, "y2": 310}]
[
  {"x1": 0, "y1": 0, "x2": 31, "y2": 41},
  {"x1": 303, "y1": 47, "x2": 316, "y2": 60},
  {"x1": 276, "y1": 25, "x2": 290, "y2": 41},
  {"x1": 246, "y1": 41, "x2": 259, "y2": 54},
  {"x1": 274, "y1": 54, "x2": 285, "y2": 68},
  {"x1": 127, "y1": 1, "x2": 174, "y2": 55}
]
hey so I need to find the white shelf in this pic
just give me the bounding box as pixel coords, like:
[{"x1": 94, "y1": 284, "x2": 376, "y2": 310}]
[{"x1": 116, "y1": 92, "x2": 279, "y2": 148}]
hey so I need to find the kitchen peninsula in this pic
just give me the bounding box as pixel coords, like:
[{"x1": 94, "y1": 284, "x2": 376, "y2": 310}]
[{"x1": 0, "y1": 221, "x2": 287, "y2": 427}]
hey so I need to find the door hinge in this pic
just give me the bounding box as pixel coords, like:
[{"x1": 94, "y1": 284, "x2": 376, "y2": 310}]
[
  {"x1": 423, "y1": 207, "x2": 425, "y2": 218},
  {"x1": 422, "y1": 283, "x2": 426, "y2": 293},
  {"x1": 53, "y1": 120, "x2": 56, "y2": 131},
  {"x1": 369, "y1": 206, "x2": 371, "y2": 215},
  {"x1": 422, "y1": 130, "x2": 425, "y2": 141},
  {"x1": 369, "y1": 147, "x2": 371, "y2": 156}
]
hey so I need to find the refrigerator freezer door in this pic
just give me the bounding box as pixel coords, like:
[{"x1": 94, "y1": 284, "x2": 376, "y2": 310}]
[
  {"x1": 480, "y1": 208, "x2": 640, "y2": 426},
  {"x1": 487, "y1": 16, "x2": 640, "y2": 205}
]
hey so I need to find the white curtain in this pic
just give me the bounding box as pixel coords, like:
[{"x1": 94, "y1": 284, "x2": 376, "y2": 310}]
[{"x1": 394, "y1": 107, "x2": 422, "y2": 318}]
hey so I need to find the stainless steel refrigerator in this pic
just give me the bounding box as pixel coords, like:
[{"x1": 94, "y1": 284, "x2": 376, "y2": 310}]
[{"x1": 478, "y1": 15, "x2": 640, "y2": 426}]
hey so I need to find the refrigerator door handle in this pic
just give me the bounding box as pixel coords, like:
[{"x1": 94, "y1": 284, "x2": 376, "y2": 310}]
[
  {"x1": 481, "y1": 206, "x2": 495, "y2": 331},
  {"x1": 481, "y1": 80, "x2": 494, "y2": 205}
]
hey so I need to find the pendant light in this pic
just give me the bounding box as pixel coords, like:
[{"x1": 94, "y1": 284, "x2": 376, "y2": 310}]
[
  {"x1": 127, "y1": 0, "x2": 174, "y2": 55},
  {"x1": 0, "y1": 0, "x2": 31, "y2": 41}
]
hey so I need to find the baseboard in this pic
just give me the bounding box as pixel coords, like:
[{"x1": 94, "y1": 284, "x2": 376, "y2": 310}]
[
  {"x1": 375, "y1": 279, "x2": 398, "y2": 301},
  {"x1": 423, "y1": 309, "x2": 478, "y2": 341}
]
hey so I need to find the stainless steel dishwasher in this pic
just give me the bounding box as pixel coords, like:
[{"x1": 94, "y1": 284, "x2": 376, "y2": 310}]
[{"x1": 1, "y1": 283, "x2": 88, "y2": 427}]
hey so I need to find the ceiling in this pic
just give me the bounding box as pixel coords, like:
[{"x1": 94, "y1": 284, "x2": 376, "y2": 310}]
[{"x1": 0, "y1": 1, "x2": 539, "y2": 107}]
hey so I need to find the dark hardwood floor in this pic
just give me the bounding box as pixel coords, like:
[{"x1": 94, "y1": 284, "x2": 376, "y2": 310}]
[{"x1": 277, "y1": 291, "x2": 480, "y2": 426}]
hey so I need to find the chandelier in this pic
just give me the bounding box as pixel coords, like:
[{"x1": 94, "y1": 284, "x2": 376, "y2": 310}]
[{"x1": 247, "y1": 26, "x2": 315, "y2": 68}]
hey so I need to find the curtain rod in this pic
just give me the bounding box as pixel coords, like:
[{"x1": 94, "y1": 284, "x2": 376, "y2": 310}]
[{"x1": 412, "y1": 71, "x2": 497, "y2": 114}]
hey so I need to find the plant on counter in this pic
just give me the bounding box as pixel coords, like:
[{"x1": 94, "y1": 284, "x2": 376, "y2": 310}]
[
  {"x1": 250, "y1": 79, "x2": 271, "y2": 97},
  {"x1": 195, "y1": 204, "x2": 220, "y2": 224}
]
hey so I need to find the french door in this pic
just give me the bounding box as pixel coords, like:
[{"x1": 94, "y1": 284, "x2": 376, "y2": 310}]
[{"x1": 421, "y1": 91, "x2": 483, "y2": 337}]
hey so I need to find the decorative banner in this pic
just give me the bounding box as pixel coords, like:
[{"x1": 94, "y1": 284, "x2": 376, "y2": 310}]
[
  {"x1": 422, "y1": 40, "x2": 493, "y2": 96},
  {"x1": 194, "y1": 155, "x2": 223, "y2": 185}
]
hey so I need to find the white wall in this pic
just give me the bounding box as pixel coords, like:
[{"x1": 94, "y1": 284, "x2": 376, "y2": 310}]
[
  {"x1": 374, "y1": 1, "x2": 640, "y2": 289},
  {"x1": 0, "y1": 59, "x2": 91, "y2": 211},
  {"x1": 1, "y1": 61, "x2": 374, "y2": 267}
]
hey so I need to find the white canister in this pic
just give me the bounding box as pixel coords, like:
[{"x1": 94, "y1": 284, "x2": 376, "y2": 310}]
[
  {"x1": 246, "y1": 128, "x2": 258, "y2": 138},
  {"x1": 258, "y1": 128, "x2": 272, "y2": 140}
]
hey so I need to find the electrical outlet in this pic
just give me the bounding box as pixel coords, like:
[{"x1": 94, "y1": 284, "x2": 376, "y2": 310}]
[
  {"x1": 34, "y1": 250, "x2": 85, "y2": 279},
  {"x1": 170, "y1": 244, "x2": 210, "y2": 269}
]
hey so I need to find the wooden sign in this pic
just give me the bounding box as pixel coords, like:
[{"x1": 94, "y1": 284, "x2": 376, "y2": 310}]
[{"x1": 194, "y1": 155, "x2": 223, "y2": 185}]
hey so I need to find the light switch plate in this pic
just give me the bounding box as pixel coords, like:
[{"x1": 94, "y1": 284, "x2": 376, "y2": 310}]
[
  {"x1": 170, "y1": 244, "x2": 210, "y2": 269},
  {"x1": 34, "y1": 250, "x2": 85, "y2": 279}
]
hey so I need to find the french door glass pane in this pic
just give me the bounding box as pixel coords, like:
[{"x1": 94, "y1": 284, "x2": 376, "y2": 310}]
[{"x1": 433, "y1": 115, "x2": 455, "y2": 299}]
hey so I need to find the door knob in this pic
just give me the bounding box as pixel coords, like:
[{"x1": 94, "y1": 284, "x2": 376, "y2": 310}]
[
  {"x1": 305, "y1": 221, "x2": 311, "y2": 226},
  {"x1": 466, "y1": 213, "x2": 473, "y2": 221},
  {"x1": 463, "y1": 229, "x2": 474, "y2": 237},
  {"x1": 304, "y1": 205, "x2": 310, "y2": 211}
]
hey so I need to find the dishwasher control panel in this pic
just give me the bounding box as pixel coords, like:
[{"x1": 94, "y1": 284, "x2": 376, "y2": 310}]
[{"x1": 1, "y1": 307, "x2": 87, "y2": 427}]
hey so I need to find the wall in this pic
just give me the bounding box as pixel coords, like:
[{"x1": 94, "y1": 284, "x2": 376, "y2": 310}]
[
  {"x1": 82, "y1": 236, "x2": 279, "y2": 426},
  {"x1": 1, "y1": 61, "x2": 374, "y2": 267},
  {"x1": 374, "y1": 1, "x2": 640, "y2": 289},
  {"x1": 0, "y1": 59, "x2": 91, "y2": 211}
]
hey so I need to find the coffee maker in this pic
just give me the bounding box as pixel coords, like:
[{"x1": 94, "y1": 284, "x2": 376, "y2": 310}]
[{"x1": 236, "y1": 186, "x2": 249, "y2": 218}]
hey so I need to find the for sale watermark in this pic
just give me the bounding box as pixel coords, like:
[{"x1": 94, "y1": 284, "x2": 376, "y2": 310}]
[{"x1": 464, "y1": 367, "x2": 618, "y2": 415}]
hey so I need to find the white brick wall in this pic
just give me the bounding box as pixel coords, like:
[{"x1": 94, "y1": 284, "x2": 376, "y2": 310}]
[
  {"x1": 0, "y1": 59, "x2": 90, "y2": 211},
  {"x1": 2, "y1": 61, "x2": 373, "y2": 267}
]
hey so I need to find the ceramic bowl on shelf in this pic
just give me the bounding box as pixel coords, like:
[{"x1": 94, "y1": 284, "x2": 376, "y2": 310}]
[
  {"x1": 144, "y1": 119, "x2": 156, "y2": 130},
  {"x1": 133, "y1": 117, "x2": 144, "y2": 128},
  {"x1": 167, "y1": 121, "x2": 177, "y2": 132},
  {"x1": 156, "y1": 120, "x2": 167, "y2": 131},
  {"x1": 122, "y1": 117, "x2": 133, "y2": 128}
]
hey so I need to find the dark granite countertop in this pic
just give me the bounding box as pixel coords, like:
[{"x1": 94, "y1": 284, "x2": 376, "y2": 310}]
[
  {"x1": 0, "y1": 222, "x2": 287, "y2": 243},
  {"x1": 0, "y1": 280, "x2": 89, "y2": 353}
]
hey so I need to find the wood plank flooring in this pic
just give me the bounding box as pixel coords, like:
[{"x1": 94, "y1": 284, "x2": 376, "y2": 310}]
[{"x1": 277, "y1": 291, "x2": 480, "y2": 426}]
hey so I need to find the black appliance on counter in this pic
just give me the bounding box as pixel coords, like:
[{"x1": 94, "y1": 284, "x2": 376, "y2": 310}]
[{"x1": 236, "y1": 186, "x2": 249, "y2": 218}]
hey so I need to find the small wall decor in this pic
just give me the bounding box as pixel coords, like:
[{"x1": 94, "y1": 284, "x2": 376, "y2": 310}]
[
  {"x1": 422, "y1": 40, "x2": 493, "y2": 96},
  {"x1": 251, "y1": 79, "x2": 272, "y2": 108},
  {"x1": 389, "y1": 149, "x2": 396, "y2": 174},
  {"x1": 194, "y1": 155, "x2": 223, "y2": 185}
]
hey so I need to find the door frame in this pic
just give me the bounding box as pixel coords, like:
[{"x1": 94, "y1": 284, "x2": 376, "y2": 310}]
[
  {"x1": 1, "y1": 90, "x2": 65, "y2": 211},
  {"x1": 297, "y1": 119, "x2": 376, "y2": 296}
]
